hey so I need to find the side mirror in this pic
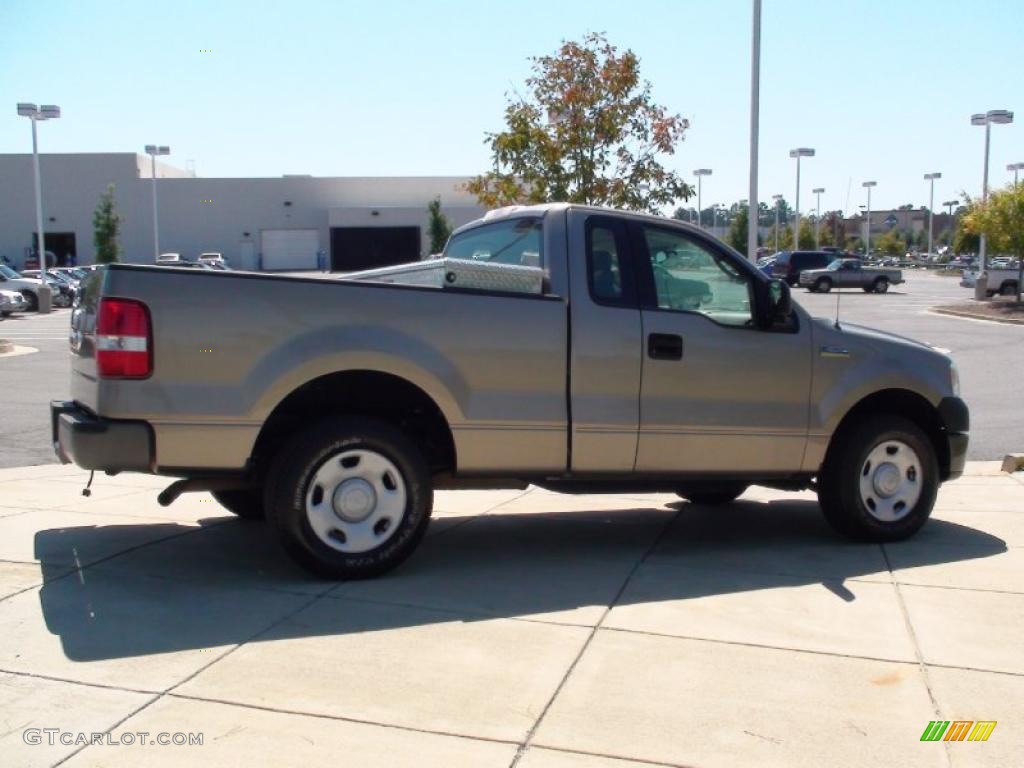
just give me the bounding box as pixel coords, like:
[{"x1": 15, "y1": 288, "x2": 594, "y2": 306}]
[{"x1": 759, "y1": 278, "x2": 792, "y2": 328}]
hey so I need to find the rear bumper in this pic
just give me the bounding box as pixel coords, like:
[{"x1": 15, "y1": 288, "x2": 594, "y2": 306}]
[{"x1": 50, "y1": 400, "x2": 153, "y2": 472}]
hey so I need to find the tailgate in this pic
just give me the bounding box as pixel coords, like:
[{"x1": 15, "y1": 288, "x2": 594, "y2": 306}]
[{"x1": 68, "y1": 268, "x2": 103, "y2": 413}]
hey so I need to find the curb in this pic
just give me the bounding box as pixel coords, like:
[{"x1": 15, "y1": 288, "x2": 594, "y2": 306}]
[
  {"x1": 0, "y1": 344, "x2": 38, "y2": 359},
  {"x1": 0, "y1": 339, "x2": 11, "y2": 354},
  {"x1": 932, "y1": 307, "x2": 1024, "y2": 326},
  {"x1": 1002, "y1": 454, "x2": 1024, "y2": 473}
]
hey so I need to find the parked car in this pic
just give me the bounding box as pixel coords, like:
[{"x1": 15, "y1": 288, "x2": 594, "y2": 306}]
[
  {"x1": 198, "y1": 252, "x2": 229, "y2": 269},
  {"x1": 962, "y1": 265, "x2": 1021, "y2": 296},
  {"x1": 21, "y1": 270, "x2": 74, "y2": 307},
  {"x1": 800, "y1": 258, "x2": 904, "y2": 293},
  {"x1": 0, "y1": 264, "x2": 48, "y2": 311},
  {"x1": 0, "y1": 289, "x2": 28, "y2": 317},
  {"x1": 52, "y1": 203, "x2": 968, "y2": 579},
  {"x1": 770, "y1": 250, "x2": 835, "y2": 286},
  {"x1": 156, "y1": 253, "x2": 184, "y2": 265}
]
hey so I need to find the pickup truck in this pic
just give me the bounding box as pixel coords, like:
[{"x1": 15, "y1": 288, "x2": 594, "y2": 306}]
[
  {"x1": 960, "y1": 265, "x2": 1021, "y2": 297},
  {"x1": 52, "y1": 203, "x2": 968, "y2": 579},
  {"x1": 799, "y1": 258, "x2": 904, "y2": 293}
]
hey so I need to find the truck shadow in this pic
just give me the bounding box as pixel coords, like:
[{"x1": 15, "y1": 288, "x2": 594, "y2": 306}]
[{"x1": 31, "y1": 498, "x2": 1007, "y2": 662}]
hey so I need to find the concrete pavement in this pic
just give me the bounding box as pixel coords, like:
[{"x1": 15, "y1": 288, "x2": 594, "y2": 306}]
[{"x1": 0, "y1": 463, "x2": 1020, "y2": 767}]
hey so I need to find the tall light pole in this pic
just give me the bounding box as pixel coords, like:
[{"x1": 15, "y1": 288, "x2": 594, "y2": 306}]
[
  {"x1": 145, "y1": 145, "x2": 171, "y2": 262},
  {"x1": 923, "y1": 173, "x2": 941, "y2": 258},
  {"x1": 943, "y1": 199, "x2": 958, "y2": 254},
  {"x1": 971, "y1": 110, "x2": 1013, "y2": 273},
  {"x1": 789, "y1": 148, "x2": 815, "y2": 249},
  {"x1": 16, "y1": 103, "x2": 60, "y2": 314},
  {"x1": 1009, "y1": 161, "x2": 1024, "y2": 187},
  {"x1": 771, "y1": 194, "x2": 782, "y2": 251},
  {"x1": 812, "y1": 187, "x2": 825, "y2": 249},
  {"x1": 747, "y1": 0, "x2": 762, "y2": 262},
  {"x1": 862, "y1": 181, "x2": 877, "y2": 256},
  {"x1": 694, "y1": 169, "x2": 712, "y2": 229}
]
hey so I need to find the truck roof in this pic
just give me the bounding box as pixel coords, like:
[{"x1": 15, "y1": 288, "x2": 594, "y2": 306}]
[{"x1": 454, "y1": 202, "x2": 707, "y2": 238}]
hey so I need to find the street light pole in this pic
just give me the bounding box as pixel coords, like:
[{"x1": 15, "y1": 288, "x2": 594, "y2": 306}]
[
  {"x1": 812, "y1": 187, "x2": 825, "y2": 249},
  {"x1": 747, "y1": 0, "x2": 762, "y2": 262},
  {"x1": 145, "y1": 145, "x2": 171, "y2": 262},
  {"x1": 789, "y1": 148, "x2": 815, "y2": 249},
  {"x1": 771, "y1": 194, "x2": 782, "y2": 251},
  {"x1": 971, "y1": 110, "x2": 1014, "y2": 273},
  {"x1": 694, "y1": 169, "x2": 712, "y2": 229},
  {"x1": 924, "y1": 172, "x2": 941, "y2": 258},
  {"x1": 1009, "y1": 162, "x2": 1024, "y2": 187},
  {"x1": 943, "y1": 199, "x2": 958, "y2": 254},
  {"x1": 16, "y1": 103, "x2": 61, "y2": 314},
  {"x1": 862, "y1": 181, "x2": 877, "y2": 257}
]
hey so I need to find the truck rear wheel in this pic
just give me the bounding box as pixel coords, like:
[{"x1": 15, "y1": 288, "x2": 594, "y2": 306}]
[
  {"x1": 264, "y1": 416, "x2": 433, "y2": 579},
  {"x1": 676, "y1": 483, "x2": 748, "y2": 505},
  {"x1": 212, "y1": 489, "x2": 265, "y2": 520},
  {"x1": 818, "y1": 415, "x2": 938, "y2": 541},
  {"x1": 873, "y1": 277, "x2": 889, "y2": 293}
]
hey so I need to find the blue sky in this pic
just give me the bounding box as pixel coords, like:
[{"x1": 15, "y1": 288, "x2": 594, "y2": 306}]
[{"x1": 1, "y1": 0, "x2": 1021, "y2": 214}]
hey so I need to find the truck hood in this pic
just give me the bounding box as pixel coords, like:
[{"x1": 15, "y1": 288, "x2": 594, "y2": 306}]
[{"x1": 812, "y1": 316, "x2": 951, "y2": 361}]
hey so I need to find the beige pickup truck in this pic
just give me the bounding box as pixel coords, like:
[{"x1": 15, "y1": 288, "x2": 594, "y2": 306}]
[{"x1": 52, "y1": 204, "x2": 968, "y2": 578}]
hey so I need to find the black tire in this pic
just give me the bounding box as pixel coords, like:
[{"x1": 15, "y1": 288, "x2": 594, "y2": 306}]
[
  {"x1": 873, "y1": 277, "x2": 889, "y2": 293},
  {"x1": 212, "y1": 489, "x2": 265, "y2": 520},
  {"x1": 21, "y1": 291, "x2": 38, "y2": 312},
  {"x1": 861, "y1": 286, "x2": 873, "y2": 292},
  {"x1": 815, "y1": 278, "x2": 832, "y2": 293},
  {"x1": 1000, "y1": 282, "x2": 1017, "y2": 297},
  {"x1": 676, "y1": 483, "x2": 748, "y2": 505},
  {"x1": 264, "y1": 416, "x2": 433, "y2": 579},
  {"x1": 818, "y1": 415, "x2": 938, "y2": 541}
]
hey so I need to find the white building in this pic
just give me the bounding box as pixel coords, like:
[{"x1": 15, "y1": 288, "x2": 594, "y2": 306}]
[{"x1": 0, "y1": 153, "x2": 485, "y2": 271}]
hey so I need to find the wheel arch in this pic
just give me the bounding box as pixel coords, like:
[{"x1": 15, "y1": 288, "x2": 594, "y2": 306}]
[
  {"x1": 250, "y1": 370, "x2": 457, "y2": 476},
  {"x1": 823, "y1": 388, "x2": 951, "y2": 480}
]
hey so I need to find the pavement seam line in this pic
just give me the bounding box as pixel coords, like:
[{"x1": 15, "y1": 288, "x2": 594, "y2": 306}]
[
  {"x1": 0, "y1": 667, "x2": 161, "y2": 696},
  {"x1": 529, "y1": 743, "x2": 695, "y2": 768},
  {"x1": 507, "y1": 504, "x2": 684, "y2": 768},
  {"x1": 881, "y1": 542, "x2": 953, "y2": 768},
  {"x1": 52, "y1": 693, "x2": 164, "y2": 767}
]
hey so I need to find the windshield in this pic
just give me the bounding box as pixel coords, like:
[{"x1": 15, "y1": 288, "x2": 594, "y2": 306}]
[
  {"x1": 827, "y1": 259, "x2": 844, "y2": 270},
  {"x1": 0, "y1": 265, "x2": 22, "y2": 279}
]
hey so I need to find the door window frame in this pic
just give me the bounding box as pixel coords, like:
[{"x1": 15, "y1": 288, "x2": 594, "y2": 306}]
[
  {"x1": 628, "y1": 221, "x2": 764, "y2": 330},
  {"x1": 585, "y1": 216, "x2": 638, "y2": 308}
]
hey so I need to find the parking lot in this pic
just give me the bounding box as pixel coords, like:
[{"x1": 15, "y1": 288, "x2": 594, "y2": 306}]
[
  {"x1": 1, "y1": 267, "x2": 1022, "y2": 767},
  {"x1": 0, "y1": 461, "x2": 1021, "y2": 766}
]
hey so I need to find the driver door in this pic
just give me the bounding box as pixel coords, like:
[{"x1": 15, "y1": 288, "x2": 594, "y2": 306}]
[
  {"x1": 632, "y1": 223, "x2": 812, "y2": 473},
  {"x1": 838, "y1": 260, "x2": 861, "y2": 287}
]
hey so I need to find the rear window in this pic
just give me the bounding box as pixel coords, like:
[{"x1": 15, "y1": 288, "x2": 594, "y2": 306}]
[{"x1": 444, "y1": 217, "x2": 543, "y2": 267}]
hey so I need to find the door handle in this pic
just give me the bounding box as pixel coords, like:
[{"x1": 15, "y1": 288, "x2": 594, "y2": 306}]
[{"x1": 648, "y1": 333, "x2": 683, "y2": 360}]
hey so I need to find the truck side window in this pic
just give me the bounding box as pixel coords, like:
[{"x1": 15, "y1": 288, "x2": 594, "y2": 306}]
[
  {"x1": 641, "y1": 226, "x2": 754, "y2": 327},
  {"x1": 588, "y1": 226, "x2": 623, "y2": 301},
  {"x1": 444, "y1": 218, "x2": 543, "y2": 267}
]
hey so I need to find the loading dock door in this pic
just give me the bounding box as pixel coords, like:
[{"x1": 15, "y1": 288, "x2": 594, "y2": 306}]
[
  {"x1": 261, "y1": 229, "x2": 320, "y2": 271},
  {"x1": 331, "y1": 227, "x2": 421, "y2": 272}
]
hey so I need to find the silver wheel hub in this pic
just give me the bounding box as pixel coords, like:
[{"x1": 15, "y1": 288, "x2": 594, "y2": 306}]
[
  {"x1": 305, "y1": 448, "x2": 407, "y2": 553},
  {"x1": 858, "y1": 440, "x2": 922, "y2": 522},
  {"x1": 332, "y1": 478, "x2": 376, "y2": 522}
]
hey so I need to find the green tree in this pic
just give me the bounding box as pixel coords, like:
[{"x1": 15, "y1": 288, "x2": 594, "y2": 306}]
[
  {"x1": 876, "y1": 228, "x2": 905, "y2": 256},
  {"x1": 728, "y1": 205, "x2": 748, "y2": 253},
  {"x1": 952, "y1": 227, "x2": 980, "y2": 255},
  {"x1": 426, "y1": 197, "x2": 453, "y2": 255},
  {"x1": 466, "y1": 33, "x2": 693, "y2": 213},
  {"x1": 93, "y1": 184, "x2": 122, "y2": 264},
  {"x1": 963, "y1": 184, "x2": 1024, "y2": 300},
  {"x1": 766, "y1": 223, "x2": 793, "y2": 251},
  {"x1": 797, "y1": 218, "x2": 815, "y2": 249}
]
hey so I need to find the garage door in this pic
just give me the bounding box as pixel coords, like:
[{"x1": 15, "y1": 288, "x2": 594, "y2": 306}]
[
  {"x1": 331, "y1": 226, "x2": 421, "y2": 271},
  {"x1": 261, "y1": 229, "x2": 320, "y2": 271}
]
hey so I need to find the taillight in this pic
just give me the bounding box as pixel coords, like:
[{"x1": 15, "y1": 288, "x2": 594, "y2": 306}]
[{"x1": 96, "y1": 298, "x2": 152, "y2": 378}]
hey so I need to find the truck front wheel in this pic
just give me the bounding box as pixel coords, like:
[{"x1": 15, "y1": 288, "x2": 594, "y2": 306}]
[
  {"x1": 264, "y1": 417, "x2": 433, "y2": 579},
  {"x1": 814, "y1": 278, "x2": 832, "y2": 293},
  {"x1": 873, "y1": 277, "x2": 889, "y2": 293},
  {"x1": 818, "y1": 415, "x2": 938, "y2": 541}
]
